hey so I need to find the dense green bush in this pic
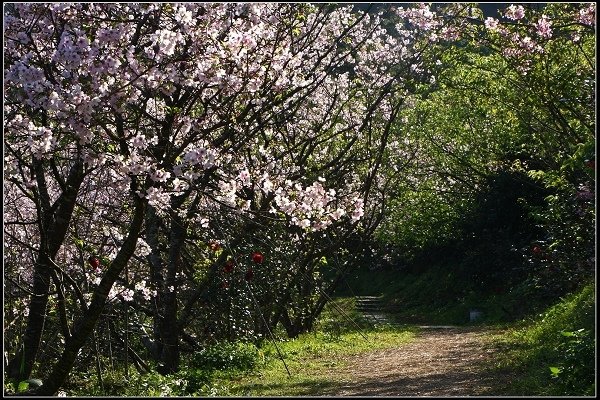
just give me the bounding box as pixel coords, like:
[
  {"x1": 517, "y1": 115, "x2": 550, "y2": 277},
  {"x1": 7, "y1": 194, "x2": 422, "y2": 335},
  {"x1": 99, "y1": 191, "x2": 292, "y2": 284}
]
[
  {"x1": 191, "y1": 341, "x2": 259, "y2": 372},
  {"x1": 494, "y1": 283, "x2": 595, "y2": 396},
  {"x1": 550, "y1": 328, "x2": 595, "y2": 395}
]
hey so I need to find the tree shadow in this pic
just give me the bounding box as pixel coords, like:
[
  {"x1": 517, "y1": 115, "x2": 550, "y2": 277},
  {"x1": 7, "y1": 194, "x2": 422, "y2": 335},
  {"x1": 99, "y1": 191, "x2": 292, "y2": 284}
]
[
  {"x1": 320, "y1": 368, "x2": 516, "y2": 396},
  {"x1": 232, "y1": 377, "x2": 346, "y2": 396},
  {"x1": 318, "y1": 327, "x2": 518, "y2": 397}
]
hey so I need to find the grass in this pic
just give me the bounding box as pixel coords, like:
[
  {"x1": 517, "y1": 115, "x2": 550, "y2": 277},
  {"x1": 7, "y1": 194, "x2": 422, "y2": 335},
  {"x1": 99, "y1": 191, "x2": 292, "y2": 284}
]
[
  {"x1": 487, "y1": 282, "x2": 596, "y2": 396},
  {"x1": 211, "y1": 326, "x2": 415, "y2": 396},
  {"x1": 337, "y1": 264, "x2": 596, "y2": 396},
  {"x1": 336, "y1": 264, "x2": 562, "y2": 326},
  {"x1": 45, "y1": 276, "x2": 596, "y2": 397},
  {"x1": 49, "y1": 297, "x2": 416, "y2": 397},
  {"x1": 195, "y1": 297, "x2": 417, "y2": 396}
]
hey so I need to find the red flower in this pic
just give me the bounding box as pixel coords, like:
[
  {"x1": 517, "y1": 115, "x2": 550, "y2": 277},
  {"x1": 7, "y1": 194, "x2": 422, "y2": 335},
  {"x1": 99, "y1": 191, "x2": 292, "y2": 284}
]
[
  {"x1": 222, "y1": 280, "x2": 229, "y2": 289},
  {"x1": 88, "y1": 256, "x2": 100, "y2": 269},
  {"x1": 245, "y1": 267, "x2": 254, "y2": 281},
  {"x1": 223, "y1": 259, "x2": 235, "y2": 273},
  {"x1": 251, "y1": 251, "x2": 264, "y2": 264},
  {"x1": 209, "y1": 241, "x2": 221, "y2": 252},
  {"x1": 585, "y1": 159, "x2": 595, "y2": 170},
  {"x1": 532, "y1": 245, "x2": 542, "y2": 255}
]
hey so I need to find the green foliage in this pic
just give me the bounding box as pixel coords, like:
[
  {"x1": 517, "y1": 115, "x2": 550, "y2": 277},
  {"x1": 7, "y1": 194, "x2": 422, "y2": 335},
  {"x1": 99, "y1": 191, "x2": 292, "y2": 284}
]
[
  {"x1": 173, "y1": 369, "x2": 214, "y2": 396},
  {"x1": 210, "y1": 323, "x2": 415, "y2": 396},
  {"x1": 549, "y1": 328, "x2": 595, "y2": 394},
  {"x1": 17, "y1": 380, "x2": 29, "y2": 392},
  {"x1": 375, "y1": 2, "x2": 595, "y2": 327},
  {"x1": 4, "y1": 376, "x2": 44, "y2": 394},
  {"x1": 60, "y1": 368, "x2": 187, "y2": 397},
  {"x1": 123, "y1": 371, "x2": 186, "y2": 397},
  {"x1": 492, "y1": 283, "x2": 595, "y2": 396},
  {"x1": 191, "y1": 341, "x2": 259, "y2": 372}
]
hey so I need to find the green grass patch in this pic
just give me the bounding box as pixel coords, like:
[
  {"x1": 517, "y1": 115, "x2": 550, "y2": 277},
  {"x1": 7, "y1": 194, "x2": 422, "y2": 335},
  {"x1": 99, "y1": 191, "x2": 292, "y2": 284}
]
[
  {"x1": 187, "y1": 297, "x2": 416, "y2": 396},
  {"x1": 50, "y1": 297, "x2": 416, "y2": 397},
  {"x1": 206, "y1": 326, "x2": 416, "y2": 396},
  {"x1": 489, "y1": 282, "x2": 595, "y2": 396},
  {"x1": 337, "y1": 264, "x2": 562, "y2": 326}
]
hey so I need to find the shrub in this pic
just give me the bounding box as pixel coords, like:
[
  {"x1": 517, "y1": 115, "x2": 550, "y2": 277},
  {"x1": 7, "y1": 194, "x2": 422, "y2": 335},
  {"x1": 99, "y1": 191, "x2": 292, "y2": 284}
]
[
  {"x1": 549, "y1": 328, "x2": 595, "y2": 395},
  {"x1": 494, "y1": 283, "x2": 595, "y2": 396},
  {"x1": 191, "y1": 341, "x2": 259, "y2": 372}
]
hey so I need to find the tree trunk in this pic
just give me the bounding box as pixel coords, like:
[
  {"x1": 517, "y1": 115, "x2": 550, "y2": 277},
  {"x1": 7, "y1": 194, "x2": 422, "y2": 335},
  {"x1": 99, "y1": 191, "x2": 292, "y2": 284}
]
[
  {"x1": 279, "y1": 308, "x2": 300, "y2": 339},
  {"x1": 31, "y1": 200, "x2": 146, "y2": 396},
  {"x1": 142, "y1": 200, "x2": 187, "y2": 375},
  {"x1": 157, "y1": 211, "x2": 186, "y2": 374},
  {"x1": 145, "y1": 206, "x2": 165, "y2": 360},
  {"x1": 7, "y1": 160, "x2": 84, "y2": 382},
  {"x1": 7, "y1": 256, "x2": 51, "y2": 381}
]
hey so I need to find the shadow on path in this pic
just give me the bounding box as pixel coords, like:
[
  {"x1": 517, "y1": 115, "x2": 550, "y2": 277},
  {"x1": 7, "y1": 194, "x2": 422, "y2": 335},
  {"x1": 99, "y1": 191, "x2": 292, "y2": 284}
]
[{"x1": 323, "y1": 327, "x2": 515, "y2": 396}]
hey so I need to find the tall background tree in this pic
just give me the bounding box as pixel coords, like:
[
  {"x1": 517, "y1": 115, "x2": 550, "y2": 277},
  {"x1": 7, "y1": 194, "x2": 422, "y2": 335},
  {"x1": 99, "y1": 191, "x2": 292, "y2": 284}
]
[{"x1": 373, "y1": 2, "x2": 595, "y2": 309}]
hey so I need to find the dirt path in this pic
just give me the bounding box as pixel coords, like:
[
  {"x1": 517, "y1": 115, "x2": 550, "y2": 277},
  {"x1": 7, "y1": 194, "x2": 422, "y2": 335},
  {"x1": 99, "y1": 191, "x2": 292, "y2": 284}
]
[{"x1": 326, "y1": 327, "x2": 513, "y2": 396}]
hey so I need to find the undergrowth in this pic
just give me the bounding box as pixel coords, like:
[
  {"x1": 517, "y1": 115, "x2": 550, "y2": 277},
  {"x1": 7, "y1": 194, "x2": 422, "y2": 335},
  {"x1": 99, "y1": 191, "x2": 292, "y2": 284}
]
[
  {"x1": 30, "y1": 278, "x2": 595, "y2": 397},
  {"x1": 337, "y1": 264, "x2": 541, "y2": 325},
  {"x1": 490, "y1": 282, "x2": 595, "y2": 396},
  {"x1": 56, "y1": 297, "x2": 415, "y2": 397}
]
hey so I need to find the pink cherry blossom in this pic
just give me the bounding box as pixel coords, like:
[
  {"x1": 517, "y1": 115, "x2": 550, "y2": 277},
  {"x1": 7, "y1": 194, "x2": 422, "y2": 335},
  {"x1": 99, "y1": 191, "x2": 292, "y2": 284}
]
[
  {"x1": 504, "y1": 5, "x2": 526, "y2": 21},
  {"x1": 535, "y1": 15, "x2": 553, "y2": 39},
  {"x1": 578, "y1": 3, "x2": 596, "y2": 26},
  {"x1": 485, "y1": 17, "x2": 499, "y2": 31}
]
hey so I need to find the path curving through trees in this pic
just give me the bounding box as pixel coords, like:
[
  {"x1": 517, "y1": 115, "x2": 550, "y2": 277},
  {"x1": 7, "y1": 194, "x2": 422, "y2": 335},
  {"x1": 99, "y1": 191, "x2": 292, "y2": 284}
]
[
  {"x1": 317, "y1": 297, "x2": 516, "y2": 396},
  {"x1": 328, "y1": 326, "x2": 513, "y2": 396}
]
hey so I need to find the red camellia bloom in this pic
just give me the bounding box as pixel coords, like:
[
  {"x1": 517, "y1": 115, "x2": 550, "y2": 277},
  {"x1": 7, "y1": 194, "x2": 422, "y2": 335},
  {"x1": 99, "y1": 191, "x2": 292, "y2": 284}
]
[
  {"x1": 532, "y1": 245, "x2": 542, "y2": 255},
  {"x1": 224, "y1": 259, "x2": 235, "y2": 273},
  {"x1": 585, "y1": 159, "x2": 595, "y2": 170},
  {"x1": 245, "y1": 267, "x2": 254, "y2": 281},
  {"x1": 251, "y1": 251, "x2": 264, "y2": 264},
  {"x1": 88, "y1": 256, "x2": 100, "y2": 269},
  {"x1": 209, "y1": 242, "x2": 221, "y2": 252}
]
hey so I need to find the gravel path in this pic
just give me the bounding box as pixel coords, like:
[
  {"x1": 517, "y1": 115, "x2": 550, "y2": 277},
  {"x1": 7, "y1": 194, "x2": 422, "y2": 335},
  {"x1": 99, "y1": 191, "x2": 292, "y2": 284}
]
[{"x1": 327, "y1": 327, "x2": 513, "y2": 396}]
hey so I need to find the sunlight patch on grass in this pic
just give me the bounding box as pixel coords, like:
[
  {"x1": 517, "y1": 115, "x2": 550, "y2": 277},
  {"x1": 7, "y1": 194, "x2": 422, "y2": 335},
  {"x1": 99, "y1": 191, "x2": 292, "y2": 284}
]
[{"x1": 212, "y1": 327, "x2": 416, "y2": 396}]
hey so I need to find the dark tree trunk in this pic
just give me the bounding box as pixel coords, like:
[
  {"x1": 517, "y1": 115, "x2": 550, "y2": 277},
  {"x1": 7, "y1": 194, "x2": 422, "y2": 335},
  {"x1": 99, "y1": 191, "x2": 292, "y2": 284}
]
[
  {"x1": 275, "y1": 255, "x2": 348, "y2": 339},
  {"x1": 31, "y1": 200, "x2": 146, "y2": 396},
  {"x1": 157, "y1": 210, "x2": 186, "y2": 374},
  {"x1": 7, "y1": 256, "x2": 51, "y2": 381},
  {"x1": 145, "y1": 198, "x2": 187, "y2": 375},
  {"x1": 279, "y1": 308, "x2": 300, "y2": 339},
  {"x1": 7, "y1": 160, "x2": 84, "y2": 382},
  {"x1": 145, "y1": 206, "x2": 165, "y2": 360}
]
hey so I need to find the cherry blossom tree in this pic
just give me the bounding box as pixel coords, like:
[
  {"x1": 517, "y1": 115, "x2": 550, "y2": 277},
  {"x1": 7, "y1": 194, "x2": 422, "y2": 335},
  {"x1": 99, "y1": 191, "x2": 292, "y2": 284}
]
[
  {"x1": 8, "y1": 2, "x2": 592, "y2": 396},
  {"x1": 4, "y1": 3, "x2": 466, "y2": 394}
]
